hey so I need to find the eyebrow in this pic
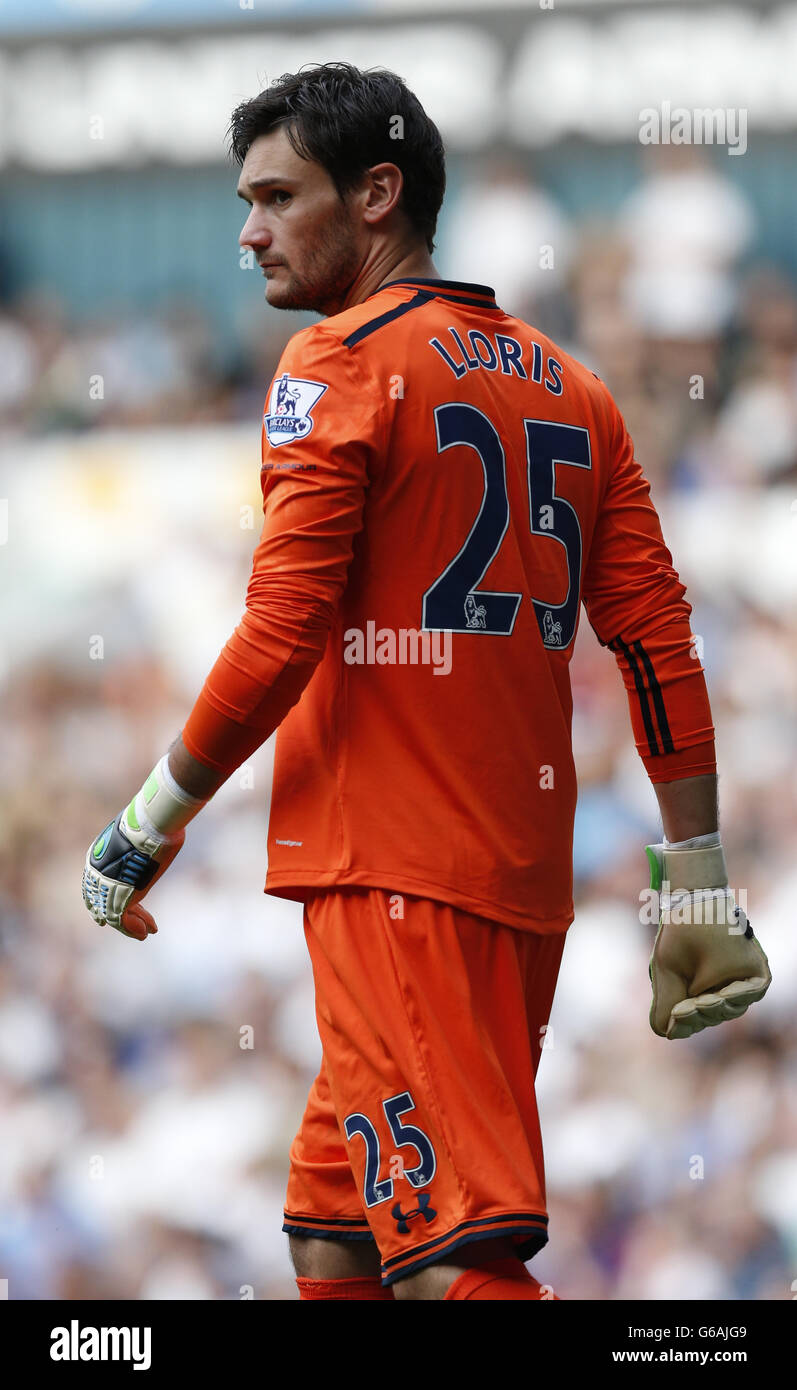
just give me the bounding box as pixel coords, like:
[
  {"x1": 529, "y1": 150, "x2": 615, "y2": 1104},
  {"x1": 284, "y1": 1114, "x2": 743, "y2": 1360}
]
[{"x1": 236, "y1": 177, "x2": 296, "y2": 202}]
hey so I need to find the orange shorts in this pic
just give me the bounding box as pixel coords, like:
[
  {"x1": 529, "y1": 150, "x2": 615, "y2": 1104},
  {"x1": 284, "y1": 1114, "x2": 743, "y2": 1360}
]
[{"x1": 283, "y1": 887, "x2": 567, "y2": 1287}]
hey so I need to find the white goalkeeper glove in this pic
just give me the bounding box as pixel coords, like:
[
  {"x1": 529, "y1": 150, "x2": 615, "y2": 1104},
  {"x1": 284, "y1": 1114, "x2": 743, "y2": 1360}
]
[
  {"x1": 82, "y1": 753, "x2": 205, "y2": 941},
  {"x1": 644, "y1": 832, "x2": 771, "y2": 1040}
]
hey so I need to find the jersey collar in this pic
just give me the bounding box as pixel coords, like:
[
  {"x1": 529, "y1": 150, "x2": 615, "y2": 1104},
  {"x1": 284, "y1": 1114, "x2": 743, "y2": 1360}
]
[{"x1": 375, "y1": 277, "x2": 498, "y2": 307}]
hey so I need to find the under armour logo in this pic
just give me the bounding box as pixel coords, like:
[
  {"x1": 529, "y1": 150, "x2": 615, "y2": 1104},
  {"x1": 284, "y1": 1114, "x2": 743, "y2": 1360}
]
[{"x1": 391, "y1": 1191, "x2": 437, "y2": 1234}]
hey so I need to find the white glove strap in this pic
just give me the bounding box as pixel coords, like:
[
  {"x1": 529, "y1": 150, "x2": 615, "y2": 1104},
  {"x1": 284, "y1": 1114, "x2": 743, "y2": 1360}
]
[
  {"x1": 663, "y1": 831, "x2": 721, "y2": 851},
  {"x1": 121, "y1": 755, "x2": 206, "y2": 852},
  {"x1": 646, "y1": 834, "x2": 728, "y2": 899},
  {"x1": 661, "y1": 842, "x2": 728, "y2": 892}
]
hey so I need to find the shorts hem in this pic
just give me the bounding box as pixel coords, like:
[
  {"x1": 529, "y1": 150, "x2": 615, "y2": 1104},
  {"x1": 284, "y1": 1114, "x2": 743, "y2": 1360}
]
[
  {"x1": 283, "y1": 1213, "x2": 375, "y2": 1242},
  {"x1": 380, "y1": 1212, "x2": 549, "y2": 1287}
]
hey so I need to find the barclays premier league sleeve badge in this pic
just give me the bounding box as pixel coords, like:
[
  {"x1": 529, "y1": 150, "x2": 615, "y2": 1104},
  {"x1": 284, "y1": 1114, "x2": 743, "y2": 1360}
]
[{"x1": 264, "y1": 373, "x2": 328, "y2": 447}]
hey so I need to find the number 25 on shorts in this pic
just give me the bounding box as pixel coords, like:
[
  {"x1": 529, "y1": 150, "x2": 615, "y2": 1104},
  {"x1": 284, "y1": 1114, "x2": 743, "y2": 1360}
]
[{"x1": 344, "y1": 1090, "x2": 437, "y2": 1206}]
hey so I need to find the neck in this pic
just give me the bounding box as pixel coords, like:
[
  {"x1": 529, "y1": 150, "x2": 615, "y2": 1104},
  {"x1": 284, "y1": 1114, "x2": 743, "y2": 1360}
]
[{"x1": 340, "y1": 244, "x2": 439, "y2": 311}]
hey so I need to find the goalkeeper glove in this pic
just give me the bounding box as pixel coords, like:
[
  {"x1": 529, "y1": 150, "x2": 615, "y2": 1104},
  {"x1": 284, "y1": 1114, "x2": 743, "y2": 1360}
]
[
  {"x1": 82, "y1": 753, "x2": 205, "y2": 941},
  {"x1": 645, "y1": 832, "x2": 771, "y2": 1040}
]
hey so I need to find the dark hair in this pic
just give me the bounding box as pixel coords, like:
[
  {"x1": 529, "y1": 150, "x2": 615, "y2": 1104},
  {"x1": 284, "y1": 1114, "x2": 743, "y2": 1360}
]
[{"x1": 228, "y1": 62, "x2": 446, "y2": 254}]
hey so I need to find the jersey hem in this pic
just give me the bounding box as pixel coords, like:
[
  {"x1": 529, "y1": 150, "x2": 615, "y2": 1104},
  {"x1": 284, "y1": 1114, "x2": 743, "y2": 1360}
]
[{"x1": 264, "y1": 869, "x2": 574, "y2": 935}]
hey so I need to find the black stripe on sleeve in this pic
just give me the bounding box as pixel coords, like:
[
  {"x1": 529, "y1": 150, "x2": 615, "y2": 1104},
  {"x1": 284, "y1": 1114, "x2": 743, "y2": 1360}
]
[
  {"x1": 342, "y1": 289, "x2": 435, "y2": 348},
  {"x1": 610, "y1": 636, "x2": 660, "y2": 756},
  {"x1": 633, "y1": 639, "x2": 675, "y2": 754}
]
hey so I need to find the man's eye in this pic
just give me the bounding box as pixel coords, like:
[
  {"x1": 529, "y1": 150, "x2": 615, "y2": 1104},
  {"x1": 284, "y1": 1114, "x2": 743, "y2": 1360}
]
[{"x1": 273, "y1": 190, "x2": 291, "y2": 205}]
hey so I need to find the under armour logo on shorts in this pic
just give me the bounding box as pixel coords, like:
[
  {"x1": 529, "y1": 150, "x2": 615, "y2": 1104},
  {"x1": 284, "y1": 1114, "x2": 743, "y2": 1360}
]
[{"x1": 391, "y1": 1191, "x2": 437, "y2": 1234}]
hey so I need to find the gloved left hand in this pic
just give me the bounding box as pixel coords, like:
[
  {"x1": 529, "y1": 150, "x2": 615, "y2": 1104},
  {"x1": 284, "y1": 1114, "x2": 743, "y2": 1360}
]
[{"x1": 645, "y1": 836, "x2": 772, "y2": 1040}]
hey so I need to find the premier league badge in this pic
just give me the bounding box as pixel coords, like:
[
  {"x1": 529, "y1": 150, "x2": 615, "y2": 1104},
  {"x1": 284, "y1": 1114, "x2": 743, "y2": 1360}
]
[{"x1": 264, "y1": 373, "x2": 328, "y2": 447}]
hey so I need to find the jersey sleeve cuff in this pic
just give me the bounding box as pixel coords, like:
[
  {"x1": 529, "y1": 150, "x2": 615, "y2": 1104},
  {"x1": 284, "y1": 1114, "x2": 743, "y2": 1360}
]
[
  {"x1": 181, "y1": 690, "x2": 272, "y2": 778},
  {"x1": 640, "y1": 737, "x2": 717, "y2": 784}
]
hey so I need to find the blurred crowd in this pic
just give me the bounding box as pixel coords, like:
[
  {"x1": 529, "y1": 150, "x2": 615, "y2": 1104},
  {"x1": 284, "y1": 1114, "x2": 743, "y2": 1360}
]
[
  {"x1": 2, "y1": 146, "x2": 796, "y2": 495},
  {"x1": 1, "y1": 144, "x2": 796, "y2": 1300}
]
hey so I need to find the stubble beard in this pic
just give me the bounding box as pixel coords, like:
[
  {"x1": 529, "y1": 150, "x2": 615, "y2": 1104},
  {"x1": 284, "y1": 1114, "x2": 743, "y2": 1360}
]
[{"x1": 264, "y1": 202, "x2": 363, "y2": 317}]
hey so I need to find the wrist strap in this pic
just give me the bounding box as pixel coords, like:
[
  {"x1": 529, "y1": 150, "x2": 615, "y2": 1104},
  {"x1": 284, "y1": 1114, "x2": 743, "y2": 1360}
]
[
  {"x1": 125, "y1": 754, "x2": 206, "y2": 843},
  {"x1": 663, "y1": 830, "x2": 721, "y2": 850},
  {"x1": 646, "y1": 839, "x2": 728, "y2": 892}
]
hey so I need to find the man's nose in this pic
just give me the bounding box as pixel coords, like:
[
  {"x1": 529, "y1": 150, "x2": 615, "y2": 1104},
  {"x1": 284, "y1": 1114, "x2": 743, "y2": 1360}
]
[{"x1": 239, "y1": 211, "x2": 271, "y2": 248}]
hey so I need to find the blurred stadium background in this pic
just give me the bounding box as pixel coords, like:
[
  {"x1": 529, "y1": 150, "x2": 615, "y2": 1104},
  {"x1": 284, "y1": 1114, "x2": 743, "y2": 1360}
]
[{"x1": 1, "y1": 0, "x2": 796, "y2": 1301}]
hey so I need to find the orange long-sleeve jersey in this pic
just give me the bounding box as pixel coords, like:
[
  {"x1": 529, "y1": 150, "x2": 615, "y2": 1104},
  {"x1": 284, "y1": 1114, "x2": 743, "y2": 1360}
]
[{"x1": 182, "y1": 277, "x2": 716, "y2": 933}]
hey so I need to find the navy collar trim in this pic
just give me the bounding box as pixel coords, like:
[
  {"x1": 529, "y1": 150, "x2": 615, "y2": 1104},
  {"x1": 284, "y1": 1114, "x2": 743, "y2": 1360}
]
[{"x1": 377, "y1": 276, "x2": 497, "y2": 302}]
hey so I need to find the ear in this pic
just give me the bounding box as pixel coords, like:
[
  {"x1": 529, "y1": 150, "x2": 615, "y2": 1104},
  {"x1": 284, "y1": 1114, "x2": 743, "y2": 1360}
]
[{"x1": 360, "y1": 163, "x2": 404, "y2": 229}]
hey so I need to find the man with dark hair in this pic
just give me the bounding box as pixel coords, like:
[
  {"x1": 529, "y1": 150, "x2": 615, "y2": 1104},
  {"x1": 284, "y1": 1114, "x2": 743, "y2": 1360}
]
[
  {"x1": 82, "y1": 62, "x2": 770, "y2": 1301},
  {"x1": 227, "y1": 62, "x2": 445, "y2": 266}
]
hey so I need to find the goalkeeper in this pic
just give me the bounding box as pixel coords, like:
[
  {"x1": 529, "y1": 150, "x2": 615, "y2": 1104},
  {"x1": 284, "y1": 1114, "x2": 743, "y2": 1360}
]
[{"x1": 82, "y1": 62, "x2": 770, "y2": 1301}]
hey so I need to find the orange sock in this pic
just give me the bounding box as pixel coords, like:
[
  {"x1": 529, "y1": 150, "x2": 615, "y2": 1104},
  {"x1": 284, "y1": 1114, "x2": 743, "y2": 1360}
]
[
  {"x1": 443, "y1": 1258, "x2": 559, "y2": 1301},
  {"x1": 297, "y1": 1275, "x2": 395, "y2": 1300}
]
